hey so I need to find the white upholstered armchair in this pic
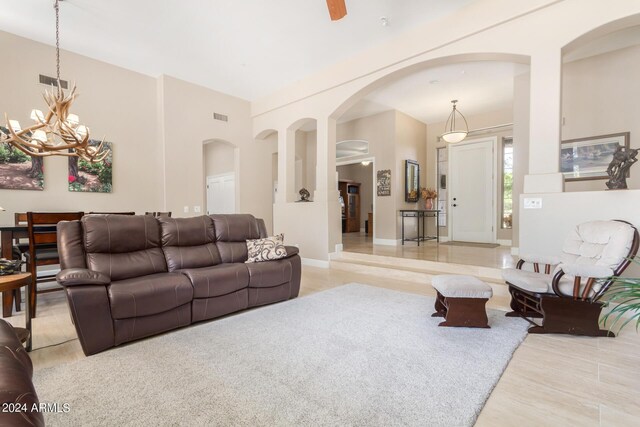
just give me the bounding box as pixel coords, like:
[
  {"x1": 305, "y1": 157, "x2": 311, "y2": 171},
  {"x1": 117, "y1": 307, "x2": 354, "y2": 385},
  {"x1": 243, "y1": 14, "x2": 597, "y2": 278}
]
[{"x1": 503, "y1": 220, "x2": 639, "y2": 336}]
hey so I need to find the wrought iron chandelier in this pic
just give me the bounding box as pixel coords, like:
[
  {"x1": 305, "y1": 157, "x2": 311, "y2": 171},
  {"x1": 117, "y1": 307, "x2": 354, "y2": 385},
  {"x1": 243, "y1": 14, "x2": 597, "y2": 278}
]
[
  {"x1": 0, "y1": 0, "x2": 109, "y2": 163},
  {"x1": 441, "y1": 100, "x2": 469, "y2": 144}
]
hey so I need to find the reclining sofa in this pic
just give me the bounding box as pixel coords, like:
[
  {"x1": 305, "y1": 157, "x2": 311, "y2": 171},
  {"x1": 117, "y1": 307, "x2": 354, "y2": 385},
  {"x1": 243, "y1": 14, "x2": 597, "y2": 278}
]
[
  {"x1": 56, "y1": 214, "x2": 301, "y2": 355},
  {"x1": 0, "y1": 319, "x2": 43, "y2": 426}
]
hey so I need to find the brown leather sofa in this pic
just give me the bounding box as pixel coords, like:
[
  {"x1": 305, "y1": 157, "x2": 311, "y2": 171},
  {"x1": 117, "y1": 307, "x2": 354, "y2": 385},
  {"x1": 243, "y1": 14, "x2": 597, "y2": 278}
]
[
  {"x1": 0, "y1": 319, "x2": 44, "y2": 426},
  {"x1": 56, "y1": 214, "x2": 301, "y2": 356}
]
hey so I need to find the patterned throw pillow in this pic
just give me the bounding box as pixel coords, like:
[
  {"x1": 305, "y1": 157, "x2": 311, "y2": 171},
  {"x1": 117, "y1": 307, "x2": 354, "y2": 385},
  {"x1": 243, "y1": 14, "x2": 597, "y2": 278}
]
[{"x1": 246, "y1": 234, "x2": 287, "y2": 263}]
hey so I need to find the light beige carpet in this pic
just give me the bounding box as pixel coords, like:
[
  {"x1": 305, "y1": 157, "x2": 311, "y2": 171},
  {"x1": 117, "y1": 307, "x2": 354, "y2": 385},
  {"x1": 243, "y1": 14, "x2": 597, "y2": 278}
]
[{"x1": 34, "y1": 284, "x2": 528, "y2": 426}]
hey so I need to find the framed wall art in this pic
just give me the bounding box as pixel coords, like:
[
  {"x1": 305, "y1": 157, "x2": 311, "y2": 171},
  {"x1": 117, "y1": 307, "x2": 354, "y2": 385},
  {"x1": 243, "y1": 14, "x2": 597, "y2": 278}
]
[
  {"x1": 560, "y1": 132, "x2": 630, "y2": 181},
  {"x1": 376, "y1": 169, "x2": 391, "y2": 196}
]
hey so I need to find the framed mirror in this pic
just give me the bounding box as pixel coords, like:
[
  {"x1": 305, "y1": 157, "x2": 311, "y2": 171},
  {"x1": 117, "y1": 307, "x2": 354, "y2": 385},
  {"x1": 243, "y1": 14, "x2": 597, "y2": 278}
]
[{"x1": 405, "y1": 160, "x2": 420, "y2": 202}]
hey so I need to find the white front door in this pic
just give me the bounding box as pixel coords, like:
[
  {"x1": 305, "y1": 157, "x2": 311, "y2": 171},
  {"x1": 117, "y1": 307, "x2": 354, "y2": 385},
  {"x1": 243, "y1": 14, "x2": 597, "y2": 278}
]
[
  {"x1": 206, "y1": 174, "x2": 235, "y2": 214},
  {"x1": 449, "y1": 138, "x2": 496, "y2": 243}
]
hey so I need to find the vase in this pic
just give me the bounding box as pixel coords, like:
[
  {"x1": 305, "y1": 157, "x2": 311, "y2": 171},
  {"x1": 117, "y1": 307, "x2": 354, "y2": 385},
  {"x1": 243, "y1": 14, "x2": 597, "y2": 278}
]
[
  {"x1": 425, "y1": 198, "x2": 433, "y2": 210},
  {"x1": 416, "y1": 198, "x2": 426, "y2": 210}
]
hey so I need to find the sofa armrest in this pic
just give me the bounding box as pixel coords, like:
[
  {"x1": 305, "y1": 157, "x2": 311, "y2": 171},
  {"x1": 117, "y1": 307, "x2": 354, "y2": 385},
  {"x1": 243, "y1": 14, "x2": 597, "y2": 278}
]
[
  {"x1": 557, "y1": 263, "x2": 614, "y2": 279},
  {"x1": 57, "y1": 268, "x2": 110, "y2": 287},
  {"x1": 518, "y1": 254, "x2": 562, "y2": 267},
  {"x1": 284, "y1": 246, "x2": 299, "y2": 258}
]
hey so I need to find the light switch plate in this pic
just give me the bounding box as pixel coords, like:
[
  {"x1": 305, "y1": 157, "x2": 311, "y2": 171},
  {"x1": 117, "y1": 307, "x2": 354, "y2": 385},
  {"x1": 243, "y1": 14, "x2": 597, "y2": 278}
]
[
  {"x1": 524, "y1": 198, "x2": 542, "y2": 209},
  {"x1": 183, "y1": 206, "x2": 189, "y2": 213},
  {"x1": 194, "y1": 206, "x2": 201, "y2": 213}
]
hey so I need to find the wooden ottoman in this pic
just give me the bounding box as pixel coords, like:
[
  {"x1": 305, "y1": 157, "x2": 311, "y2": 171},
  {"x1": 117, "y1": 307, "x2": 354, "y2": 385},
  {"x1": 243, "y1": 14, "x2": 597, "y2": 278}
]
[{"x1": 431, "y1": 275, "x2": 493, "y2": 328}]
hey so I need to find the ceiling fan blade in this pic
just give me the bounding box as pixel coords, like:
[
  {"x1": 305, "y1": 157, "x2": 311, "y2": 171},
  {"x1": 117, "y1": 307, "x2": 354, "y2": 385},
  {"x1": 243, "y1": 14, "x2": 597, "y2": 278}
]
[{"x1": 326, "y1": 0, "x2": 347, "y2": 21}]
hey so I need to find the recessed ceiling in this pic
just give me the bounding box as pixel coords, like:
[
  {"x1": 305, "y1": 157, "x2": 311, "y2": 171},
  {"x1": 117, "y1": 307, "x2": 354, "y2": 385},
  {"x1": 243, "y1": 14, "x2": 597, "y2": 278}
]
[
  {"x1": 342, "y1": 61, "x2": 530, "y2": 124},
  {"x1": 0, "y1": 0, "x2": 473, "y2": 101}
]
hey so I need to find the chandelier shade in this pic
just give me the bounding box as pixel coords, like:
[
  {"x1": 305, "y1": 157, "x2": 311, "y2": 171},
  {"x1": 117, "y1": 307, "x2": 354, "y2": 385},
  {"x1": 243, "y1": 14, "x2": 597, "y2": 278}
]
[
  {"x1": 441, "y1": 100, "x2": 468, "y2": 144},
  {"x1": 0, "y1": 0, "x2": 109, "y2": 163}
]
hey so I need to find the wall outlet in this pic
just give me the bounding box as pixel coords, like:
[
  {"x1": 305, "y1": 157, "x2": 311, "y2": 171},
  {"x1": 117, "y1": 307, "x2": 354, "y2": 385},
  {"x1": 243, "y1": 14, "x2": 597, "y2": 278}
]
[
  {"x1": 524, "y1": 198, "x2": 543, "y2": 209},
  {"x1": 183, "y1": 206, "x2": 189, "y2": 213},
  {"x1": 194, "y1": 206, "x2": 201, "y2": 213}
]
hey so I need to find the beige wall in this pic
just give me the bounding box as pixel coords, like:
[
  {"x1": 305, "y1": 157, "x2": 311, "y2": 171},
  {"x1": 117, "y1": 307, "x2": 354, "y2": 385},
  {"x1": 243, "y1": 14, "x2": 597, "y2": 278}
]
[
  {"x1": 0, "y1": 31, "x2": 163, "y2": 223},
  {"x1": 336, "y1": 110, "x2": 427, "y2": 242},
  {"x1": 0, "y1": 31, "x2": 278, "y2": 232},
  {"x1": 337, "y1": 163, "x2": 374, "y2": 230},
  {"x1": 204, "y1": 141, "x2": 235, "y2": 177},
  {"x1": 562, "y1": 45, "x2": 640, "y2": 192},
  {"x1": 512, "y1": 72, "x2": 531, "y2": 249},
  {"x1": 158, "y1": 76, "x2": 277, "y2": 230},
  {"x1": 395, "y1": 111, "x2": 428, "y2": 239},
  {"x1": 337, "y1": 111, "x2": 396, "y2": 240}
]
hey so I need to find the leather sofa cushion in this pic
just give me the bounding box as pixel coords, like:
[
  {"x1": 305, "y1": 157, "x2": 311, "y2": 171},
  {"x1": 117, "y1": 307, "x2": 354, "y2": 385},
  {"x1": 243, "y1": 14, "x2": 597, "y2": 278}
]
[
  {"x1": 163, "y1": 244, "x2": 222, "y2": 272},
  {"x1": 211, "y1": 214, "x2": 260, "y2": 242},
  {"x1": 87, "y1": 248, "x2": 168, "y2": 281},
  {"x1": 108, "y1": 272, "x2": 193, "y2": 319},
  {"x1": 159, "y1": 216, "x2": 216, "y2": 246},
  {"x1": 217, "y1": 242, "x2": 249, "y2": 263},
  {"x1": 246, "y1": 258, "x2": 293, "y2": 288},
  {"x1": 180, "y1": 264, "x2": 249, "y2": 298},
  {"x1": 159, "y1": 216, "x2": 222, "y2": 271},
  {"x1": 57, "y1": 220, "x2": 87, "y2": 269},
  {"x1": 83, "y1": 215, "x2": 161, "y2": 253}
]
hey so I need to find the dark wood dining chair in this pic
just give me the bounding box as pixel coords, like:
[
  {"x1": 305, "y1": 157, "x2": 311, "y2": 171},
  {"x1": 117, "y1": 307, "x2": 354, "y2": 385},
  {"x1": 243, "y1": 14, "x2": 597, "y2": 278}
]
[
  {"x1": 7, "y1": 213, "x2": 29, "y2": 311},
  {"x1": 26, "y1": 212, "x2": 84, "y2": 317}
]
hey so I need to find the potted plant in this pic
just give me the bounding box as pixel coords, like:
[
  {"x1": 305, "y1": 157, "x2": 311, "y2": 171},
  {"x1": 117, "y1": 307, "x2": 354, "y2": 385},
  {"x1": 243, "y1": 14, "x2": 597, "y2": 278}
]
[{"x1": 600, "y1": 257, "x2": 640, "y2": 333}]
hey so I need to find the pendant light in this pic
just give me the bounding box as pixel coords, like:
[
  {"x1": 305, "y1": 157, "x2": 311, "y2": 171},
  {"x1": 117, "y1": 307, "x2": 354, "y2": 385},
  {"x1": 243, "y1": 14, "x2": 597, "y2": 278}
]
[{"x1": 441, "y1": 100, "x2": 468, "y2": 144}]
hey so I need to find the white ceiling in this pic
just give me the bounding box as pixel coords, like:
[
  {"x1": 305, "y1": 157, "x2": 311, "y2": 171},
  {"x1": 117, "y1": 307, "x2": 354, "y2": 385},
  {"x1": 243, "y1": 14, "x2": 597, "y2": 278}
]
[
  {"x1": 342, "y1": 61, "x2": 530, "y2": 125},
  {"x1": 0, "y1": 0, "x2": 473, "y2": 101}
]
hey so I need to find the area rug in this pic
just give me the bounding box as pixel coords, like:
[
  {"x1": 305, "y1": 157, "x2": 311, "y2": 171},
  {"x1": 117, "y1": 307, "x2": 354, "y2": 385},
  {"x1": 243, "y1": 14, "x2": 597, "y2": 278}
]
[
  {"x1": 34, "y1": 284, "x2": 528, "y2": 426},
  {"x1": 440, "y1": 241, "x2": 501, "y2": 249}
]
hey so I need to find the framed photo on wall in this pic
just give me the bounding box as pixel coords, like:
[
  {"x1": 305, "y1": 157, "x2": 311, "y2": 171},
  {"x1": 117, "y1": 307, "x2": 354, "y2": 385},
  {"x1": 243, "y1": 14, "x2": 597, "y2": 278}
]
[
  {"x1": 377, "y1": 169, "x2": 391, "y2": 196},
  {"x1": 560, "y1": 132, "x2": 630, "y2": 181}
]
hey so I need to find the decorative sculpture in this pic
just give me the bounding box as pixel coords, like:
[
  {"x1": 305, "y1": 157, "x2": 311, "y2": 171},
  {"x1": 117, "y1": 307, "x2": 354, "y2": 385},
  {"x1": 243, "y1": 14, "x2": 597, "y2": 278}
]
[
  {"x1": 298, "y1": 188, "x2": 311, "y2": 202},
  {"x1": 606, "y1": 146, "x2": 638, "y2": 190}
]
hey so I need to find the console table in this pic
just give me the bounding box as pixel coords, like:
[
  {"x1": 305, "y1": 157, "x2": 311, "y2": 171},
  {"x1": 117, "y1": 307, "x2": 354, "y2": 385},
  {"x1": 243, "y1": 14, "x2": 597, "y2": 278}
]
[{"x1": 399, "y1": 209, "x2": 440, "y2": 246}]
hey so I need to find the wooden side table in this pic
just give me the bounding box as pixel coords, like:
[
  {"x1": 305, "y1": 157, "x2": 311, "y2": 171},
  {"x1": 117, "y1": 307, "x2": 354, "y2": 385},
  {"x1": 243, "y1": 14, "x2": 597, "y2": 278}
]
[{"x1": 0, "y1": 273, "x2": 32, "y2": 351}]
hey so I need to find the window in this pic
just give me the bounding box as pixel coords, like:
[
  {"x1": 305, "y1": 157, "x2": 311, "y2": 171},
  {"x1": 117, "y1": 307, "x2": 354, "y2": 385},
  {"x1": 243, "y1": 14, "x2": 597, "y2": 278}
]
[{"x1": 502, "y1": 138, "x2": 513, "y2": 229}]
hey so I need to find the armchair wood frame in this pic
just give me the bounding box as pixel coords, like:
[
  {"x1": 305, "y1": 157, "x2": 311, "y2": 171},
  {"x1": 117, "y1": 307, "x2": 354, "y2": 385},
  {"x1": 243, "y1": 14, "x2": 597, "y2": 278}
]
[{"x1": 505, "y1": 220, "x2": 639, "y2": 337}]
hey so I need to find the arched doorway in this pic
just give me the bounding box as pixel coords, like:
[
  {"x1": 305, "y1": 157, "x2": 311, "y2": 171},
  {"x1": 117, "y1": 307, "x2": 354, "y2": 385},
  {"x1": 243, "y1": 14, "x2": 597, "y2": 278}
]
[
  {"x1": 327, "y1": 53, "x2": 530, "y2": 255},
  {"x1": 202, "y1": 139, "x2": 239, "y2": 214}
]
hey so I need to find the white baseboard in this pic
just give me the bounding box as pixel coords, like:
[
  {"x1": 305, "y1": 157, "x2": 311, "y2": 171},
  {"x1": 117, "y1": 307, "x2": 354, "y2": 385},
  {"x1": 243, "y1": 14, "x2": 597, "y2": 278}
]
[
  {"x1": 334, "y1": 243, "x2": 343, "y2": 253},
  {"x1": 301, "y1": 258, "x2": 330, "y2": 268},
  {"x1": 438, "y1": 236, "x2": 450, "y2": 243},
  {"x1": 373, "y1": 238, "x2": 399, "y2": 246},
  {"x1": 497, "y1": 239, "x2": 512, "y2": 246},
  {"x1": 510, "y1": 247, "x2": 520, "y2": 256}
]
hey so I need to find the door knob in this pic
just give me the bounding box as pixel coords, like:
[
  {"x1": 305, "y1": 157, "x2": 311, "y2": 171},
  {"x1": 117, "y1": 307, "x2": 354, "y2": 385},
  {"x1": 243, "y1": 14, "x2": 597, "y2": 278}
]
[
  {"x1": 453, "y1": 204, "x2": 457, "y2": 207},
  {"x1": 453, "y1": 197, "x2": 457, "y2": 201}
]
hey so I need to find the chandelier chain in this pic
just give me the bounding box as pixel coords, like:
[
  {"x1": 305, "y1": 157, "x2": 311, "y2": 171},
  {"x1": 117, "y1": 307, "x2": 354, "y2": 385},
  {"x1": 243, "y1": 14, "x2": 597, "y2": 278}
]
[{"x1": 55, "y1": 0, "x2": 60, "y2": 83}]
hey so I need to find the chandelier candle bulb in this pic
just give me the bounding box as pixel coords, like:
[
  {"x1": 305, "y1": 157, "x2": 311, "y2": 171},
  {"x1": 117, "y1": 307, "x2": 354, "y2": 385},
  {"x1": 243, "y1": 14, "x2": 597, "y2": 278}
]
[{"x1": 30, "y1": 109, "x2": 45, "y2": 122}]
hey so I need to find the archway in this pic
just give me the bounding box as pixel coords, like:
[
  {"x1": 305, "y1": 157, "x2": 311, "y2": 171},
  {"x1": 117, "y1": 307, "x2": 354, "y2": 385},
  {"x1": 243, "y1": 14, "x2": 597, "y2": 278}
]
[
  {"x1": 561, "y1": 14, "x2": 640, "y2": 192},
  {"x1": 325, "y1": 52, "x2": 530, "y2": 260},
  {"x1": 202, "y1": 139, "x2": 239, "y2": 214}
]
